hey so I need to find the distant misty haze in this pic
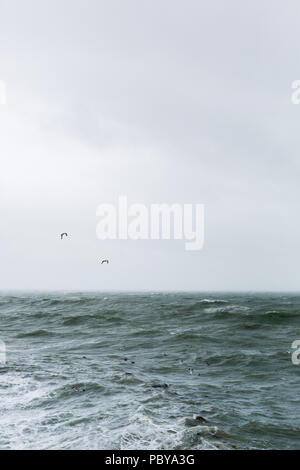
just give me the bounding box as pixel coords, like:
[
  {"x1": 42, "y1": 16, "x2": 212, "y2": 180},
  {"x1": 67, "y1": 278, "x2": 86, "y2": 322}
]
[{"x1": 1, "y1": 0, "x2": 300, "y2": 291}]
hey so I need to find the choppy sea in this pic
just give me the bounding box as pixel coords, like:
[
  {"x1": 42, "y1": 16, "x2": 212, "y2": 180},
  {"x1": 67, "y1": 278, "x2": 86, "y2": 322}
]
[{"x1": 0, "y1": 292, "x2": 299, "y2": 449}]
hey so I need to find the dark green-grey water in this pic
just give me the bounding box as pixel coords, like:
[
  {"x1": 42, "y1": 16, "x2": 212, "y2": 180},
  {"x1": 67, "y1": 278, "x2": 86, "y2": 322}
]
[{"x1": 0, "y1": 292, "x2": 299, "y2": 449}]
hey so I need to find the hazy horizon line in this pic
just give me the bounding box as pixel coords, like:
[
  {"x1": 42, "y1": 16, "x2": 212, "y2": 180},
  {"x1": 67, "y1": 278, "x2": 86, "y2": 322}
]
[{"x1": 1, "y1": 289, "x2": 300, "y2": 294}]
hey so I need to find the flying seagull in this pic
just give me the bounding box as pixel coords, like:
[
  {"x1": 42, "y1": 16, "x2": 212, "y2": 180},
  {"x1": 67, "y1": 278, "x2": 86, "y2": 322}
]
[
  {"x1": 60, "y1": 233, "x2": 68, "y2": 239},
  {"x1": 101, "y1": 259, "x2": 109, "y2": 264}
]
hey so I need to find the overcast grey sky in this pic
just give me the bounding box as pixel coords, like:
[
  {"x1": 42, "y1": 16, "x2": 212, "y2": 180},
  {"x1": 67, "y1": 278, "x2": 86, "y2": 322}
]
[{"x1": 1, "y1": 0, "x2": 300, "y2": 291}]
